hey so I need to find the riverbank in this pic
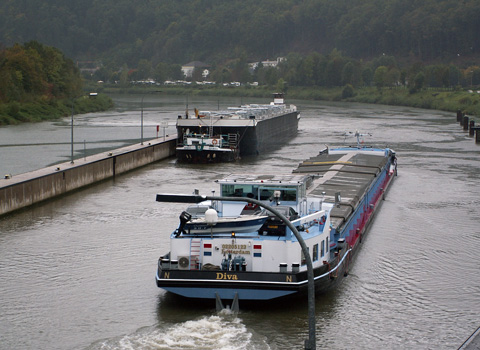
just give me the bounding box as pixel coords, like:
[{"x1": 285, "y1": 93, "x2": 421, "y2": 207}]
[
  {"x1": 345, "y1": 86, "x2": 480, "y2": 116},
  {"x1": 3, "y1": 84, "x2": 478, "y2": 127},
  {"x1": 99, "y1": 84, "x2": 480, "y2": 117},
  {"x1": 0, "y1": 93, "x2": 113, "y2": 126}
]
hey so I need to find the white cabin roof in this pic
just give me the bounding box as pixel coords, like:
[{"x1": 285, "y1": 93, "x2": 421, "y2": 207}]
[{"x1": 216, "y1": 174, "x2": 310, "y2": 186}]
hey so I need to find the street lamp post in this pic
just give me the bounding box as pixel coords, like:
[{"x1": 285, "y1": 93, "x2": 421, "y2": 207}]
[
  {"x1": 71, "y1": 93, "x2": 97, "y2": 164},
  {"x1": 155, "y1": 193, "x2": 316, "y2": 350},
  {"x1": 140, "y1": 91, "x2": 162, "y2": 146},
  {"x1": 71, "y1": 101, "x2": 75, "y2": 163},
  {"x1": 141, "y1": 95, "x2": 145, "y2": 145}
]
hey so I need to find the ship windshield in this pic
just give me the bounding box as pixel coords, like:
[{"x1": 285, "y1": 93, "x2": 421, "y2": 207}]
[
  {"x1": 185, "y1": 205, "x2": 211, "y2": 218},
  {"x1": 221, "y1": 184, "x2": 297, "y2": 202}
]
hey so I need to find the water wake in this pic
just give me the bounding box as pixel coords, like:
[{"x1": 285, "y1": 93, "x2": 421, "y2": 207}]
[{"x1": 91, "y1": 312, "x2": 270, "y2": 350}]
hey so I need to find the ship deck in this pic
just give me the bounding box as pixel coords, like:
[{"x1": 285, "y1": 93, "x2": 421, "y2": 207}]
[{"x1": 293, "y1": 147, "x2": 389, "y2": 231}]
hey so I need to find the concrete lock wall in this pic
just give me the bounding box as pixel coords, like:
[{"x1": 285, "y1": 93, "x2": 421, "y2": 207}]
[{"x1": 0, "y1": 138, "x2": 176, "y2": 216}]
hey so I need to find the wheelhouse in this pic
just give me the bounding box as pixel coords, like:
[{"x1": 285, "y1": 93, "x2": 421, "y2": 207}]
[{"x1": 216, "y1": 174, "x2": 313, "y2": 216}]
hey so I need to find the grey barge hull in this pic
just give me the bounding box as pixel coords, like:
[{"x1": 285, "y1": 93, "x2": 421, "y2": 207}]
[
  {"x1": 177, "y1": 111, "x2": 298, "y2": 156},
  {"x1": 176, "y1": 94, "x2": 299, "y2": 158}
]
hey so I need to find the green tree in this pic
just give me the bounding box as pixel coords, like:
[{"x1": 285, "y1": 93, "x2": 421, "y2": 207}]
[
  {"x1": 211, "y1": 66, "x2": 231, "y2": 84},
  {"x1": 342, "y1": 84, "x2": 354, "y2": 98},
  {"x1": 325, "y1": 53, "x2": 345, "y2": 87},
  {"x1": 297, "y1": 55, "x2": 315, "y2": 86},
  {"x1": 264, "y1": 67, "x2": 279, "y2": 87},
  {"x1": 342, "y1": 62, "x2": 354, "y2": 86},
  {"x1": 362, "y1": 67, "x2": 373, "y2": 87},
  {"x1": 464, "y1": 66, "x2": 480, "y2": 86},
  {"x1": 414, "y1": 72, "x2": 425, "y2": 90},
  {"x1": 252, "y1": 61, "x2": 264, "y2": 84},
  {"x1": 385, "y1": 67, "x2": 400, "y2": 87},
  {"x1": 137, "y1": 59, "x2": 153, "y2": 80},
  {"x1": 373, "y1": 66, "x2": 388, "y2": 89},
  {"x1": 448, "y1": 65, "x2": 461, "y2": 87},
  {"x1": 276, "y1": 78, "x2": 287, "y2": 93},
  {"x1": 154, "y1": 62, "x2": 170, "y2": 83},
  {"x1": 400, "y1": 70, "x2": 407, "y2": 86},
  {"x1": 231, "y1": 55, "x2": 251, "y2": 83}
]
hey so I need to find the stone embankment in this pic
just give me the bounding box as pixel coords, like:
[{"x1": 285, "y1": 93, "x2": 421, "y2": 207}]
[{"x1": 0, "y1": 136, "x2": 177, "y2": 216}]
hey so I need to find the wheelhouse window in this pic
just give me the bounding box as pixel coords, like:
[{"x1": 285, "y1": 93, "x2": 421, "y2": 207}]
[
  {"x1": 221, "y1": 184, "x2": 297, "y2": 202},
  {"x1": 313, "y1": 244, "x2": 318, "y2": 262},
  {"x1": 321, "y1": 240, "x2": 325, "y2": 257},
  {"x1": 301, "y1": 247, "x2": 309, "y2": 266},
  {"x1": 221, "y1": 184, "x2": 255, "y2": 197},
  {"x1": 258, "y1": 187, "x2": 297, "y2": 202}
]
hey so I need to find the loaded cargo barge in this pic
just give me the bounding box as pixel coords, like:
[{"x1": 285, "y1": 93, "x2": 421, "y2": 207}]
[
  {"x1": 155, "y1": 137, "x2": 397, "y2": 303},
  {"x1": 175, "y1": 93, "x2": 299, "y2": 162}
]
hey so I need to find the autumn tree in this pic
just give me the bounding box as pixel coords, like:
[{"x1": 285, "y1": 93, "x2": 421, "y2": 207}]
[{"x1": 0, "y1": 41, "x2": 81, "y2": 103}]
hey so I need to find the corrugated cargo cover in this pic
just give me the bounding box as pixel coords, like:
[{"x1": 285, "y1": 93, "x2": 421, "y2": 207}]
[{"x1": 293, "y1": 150, "x2": 388, "y2": 231}]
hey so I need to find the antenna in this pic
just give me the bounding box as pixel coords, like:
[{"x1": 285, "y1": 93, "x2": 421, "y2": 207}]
[{"x1": 343, "y1": 131, "x2": 372, "y2": 148}]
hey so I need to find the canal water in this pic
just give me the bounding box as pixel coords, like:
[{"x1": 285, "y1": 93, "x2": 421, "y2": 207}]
[{"x1": 0, "y1": 95, "x2": 479, "y2": 350}]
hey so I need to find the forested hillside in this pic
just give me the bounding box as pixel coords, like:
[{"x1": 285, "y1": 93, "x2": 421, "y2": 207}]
[
  {"x1": 1, "y1": 0, "x2": 478, "y2": 68},
  {"x1": 0, "y1": 41, "x2": 82, "y2": 103},
  {"x1": 0, "y1": 41, "x2": 112, "y2": 125}
]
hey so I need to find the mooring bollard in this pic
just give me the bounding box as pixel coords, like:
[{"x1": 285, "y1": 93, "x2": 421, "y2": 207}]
[
  {"x1": 469, "y1": 120, "x2": 476, "y2": 137},
  {"x1": 463, "y1": 116, "x2": 469, "y2": 131},
  {"x1": 457, "y1": 110, "x2": 463, "y2": 122}
]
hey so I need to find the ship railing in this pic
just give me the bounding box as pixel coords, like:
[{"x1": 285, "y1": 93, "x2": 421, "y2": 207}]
[
  {"x1": 313, "y1": 248, "x2": 352, "y2": 281},
  {"x1": 290, "y1": 210, "x2": 327, "y2": 233}
]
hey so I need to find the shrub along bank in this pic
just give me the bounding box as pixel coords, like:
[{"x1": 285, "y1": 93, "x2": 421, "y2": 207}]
[
  {"x1": 106, "y1": 84, "x2": 480, "y2": 117},
  {"x1": 0, "y1": 94, "x2": 113, "y2": 126}
]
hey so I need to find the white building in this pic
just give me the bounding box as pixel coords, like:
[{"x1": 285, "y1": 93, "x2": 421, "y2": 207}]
[
  {"x1": 249, "y1": 57, "x2": 285, "y2": 71},
  {"x1": 181, "y1": 61, "x2": 210, "y2": 78}
]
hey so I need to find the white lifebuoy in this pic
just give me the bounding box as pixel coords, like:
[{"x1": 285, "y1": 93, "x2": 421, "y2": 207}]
[{"x1": 212, "y1": 139, "x2": 218, "y2": 145}]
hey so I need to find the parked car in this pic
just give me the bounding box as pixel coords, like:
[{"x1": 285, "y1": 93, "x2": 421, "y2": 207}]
[{"x1": 258, "y1": 206, "x2": 300, "y2": 236}]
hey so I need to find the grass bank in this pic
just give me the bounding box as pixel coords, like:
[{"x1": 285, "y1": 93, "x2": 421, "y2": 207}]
[
  {"x1": 102, "y1": 84, "x2": 480, "y2": 117},
  {"x1": 0, "y1": 93, "x2": 113, "y2": 126},
  {"x1": 4, "y1": 84, "x2": 477, "y2": 126},
  {"x1": 347, "y1": 87, "x2": 480, "y2": 116}
]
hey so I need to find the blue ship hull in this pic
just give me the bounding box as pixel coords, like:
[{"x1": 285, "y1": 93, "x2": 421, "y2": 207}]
[{"x1": 156, "y1": 145, "x2": 397, "y2": 302}]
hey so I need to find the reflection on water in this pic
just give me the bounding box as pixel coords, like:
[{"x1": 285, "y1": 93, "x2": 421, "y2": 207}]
[{"x1": 1, "y1": 96, "x2": 480, "y2": 350}]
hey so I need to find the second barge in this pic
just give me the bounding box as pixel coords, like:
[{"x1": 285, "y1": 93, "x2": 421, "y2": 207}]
[{"x1": 175, "y1": 93, "x2": 299, "y2": 162}]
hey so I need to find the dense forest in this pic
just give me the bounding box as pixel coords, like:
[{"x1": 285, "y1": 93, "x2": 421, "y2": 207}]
[
  {"x1": 1, "y1": 0, "x2": 479, "y2": 68},
  {"x1": 0, "y1": 41, "x2": 112, "y2": 125}
]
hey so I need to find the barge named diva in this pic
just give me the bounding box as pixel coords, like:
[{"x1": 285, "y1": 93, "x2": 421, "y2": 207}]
[
  {"x1": 156, "y1": 137, "x2": 397, "y2": 305},
  {"x1": 175, "y1": 93, "x2": 299, "y2": 163}
]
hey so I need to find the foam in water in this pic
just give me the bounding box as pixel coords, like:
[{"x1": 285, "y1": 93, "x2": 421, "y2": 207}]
[{"x1": 95, "y1": 313, "x2": 270, "y2": 350}]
